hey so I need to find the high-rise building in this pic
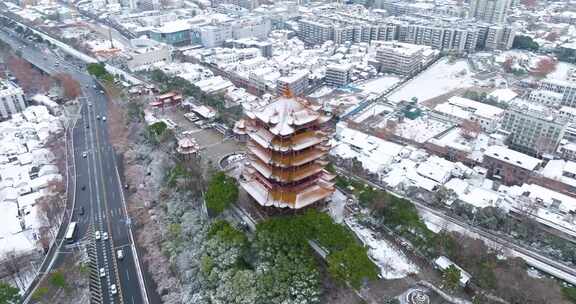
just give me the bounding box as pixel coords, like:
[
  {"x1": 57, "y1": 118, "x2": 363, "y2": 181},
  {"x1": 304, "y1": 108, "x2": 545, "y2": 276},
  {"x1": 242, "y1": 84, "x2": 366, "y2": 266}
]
[
  {"x1": 236, "y1": 96, "x2": 335, "y2": 209},
  {"x1": 0, "y1": 79, "x2": 27, "y2": 120},
  {"x1": 469, "y1": 0, "x2": 510, "y2": 24}
]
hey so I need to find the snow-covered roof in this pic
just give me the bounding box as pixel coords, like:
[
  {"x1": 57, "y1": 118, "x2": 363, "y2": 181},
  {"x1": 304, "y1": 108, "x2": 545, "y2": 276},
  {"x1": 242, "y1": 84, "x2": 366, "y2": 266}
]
[
  {"x1": 484, "y1": 145, "x2": 541, "y2": 171},
  {"x1": 446, "y1": 96, "x2": 504, "y2": 120},
  {"x1": 250, "y1": 97, "x2": 323, "y2": 136},
  {"x1": 488, "y1": 88, "x2": 518, "y2": 103},
  {"x1": 508, "y1": 183, "x2": 576, "y2": 213}
]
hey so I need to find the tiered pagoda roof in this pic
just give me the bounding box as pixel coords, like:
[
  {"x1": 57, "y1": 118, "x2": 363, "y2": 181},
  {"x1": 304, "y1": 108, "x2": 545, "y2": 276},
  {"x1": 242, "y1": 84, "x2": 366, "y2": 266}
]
[{"x1": 236, "y1": 96, "x2": 334, "y2": 209}]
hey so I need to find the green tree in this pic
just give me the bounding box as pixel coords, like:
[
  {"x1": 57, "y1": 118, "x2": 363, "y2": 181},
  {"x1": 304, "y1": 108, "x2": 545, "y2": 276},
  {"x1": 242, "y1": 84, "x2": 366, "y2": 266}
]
[
  {"x1": 382, "y1": 296, "x2": 400, "y2": 304},
  {"x1": 49, "y1": 271, "x2": 67, "y2": 289},
  {"x1": 86, "y1": 63, "x2": 108, "y2": 78},
  {"x1": 512, "y1": 35, "x2": 539, "y2": 51},
  {"x1": 442, "y1": 265, "x2": 461, "y2": 291},
  {"x1": 327, "y1": 244, "x2": 379, "y2": 289},
  {"x1": 563, "y1": 286, "x2": 576, "y2": 303},
  {"x1": 31, "y1": 287, "x2": 48, "y2": 301},
  {"x1": 205, "y1": 172, "x2": 238, "y2": 216},
  {"x1": 0, "y1": 282, "x2": 20, "y2": 304}
]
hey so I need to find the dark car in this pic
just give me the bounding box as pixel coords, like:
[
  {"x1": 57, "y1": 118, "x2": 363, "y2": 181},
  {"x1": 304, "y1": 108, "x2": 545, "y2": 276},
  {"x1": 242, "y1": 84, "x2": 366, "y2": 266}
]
[
  {"x1": 79, "y1": 206, "x2": 85, "y2": 216},
  {"x1": 81, "y1": 185, "x2": 86, "y2": 191}
]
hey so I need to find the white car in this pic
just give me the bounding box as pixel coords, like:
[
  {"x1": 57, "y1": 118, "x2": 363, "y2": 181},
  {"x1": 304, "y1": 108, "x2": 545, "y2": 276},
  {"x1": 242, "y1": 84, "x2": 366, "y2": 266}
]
[
  {"x1": 82, "y1": 152, "x2": 87, "y2": 158},
  {"x1": 102, "y1": 232, "x2": 108, "y2": 240},
  {"x1": 110, "y1": 284, "x2": 117, "y2": 295},
  {"x1": 96, "y1": 115, "x2": 100, "y2": 120},
  {"x1": 95, "y1": 231, "x2": 101, "y2": 240},
  {"x1": 88, "y1": 103, "x2": 93, "y2": 107},
  {"x1": 117, "y1": 249, "x2": 124, "y2": 260},
  {"x1": 102, "y1": 116, "x2": 107, "y2": 121},
  {"x1": 99, "y1": 268, "x2": 105, "y2": 278}
]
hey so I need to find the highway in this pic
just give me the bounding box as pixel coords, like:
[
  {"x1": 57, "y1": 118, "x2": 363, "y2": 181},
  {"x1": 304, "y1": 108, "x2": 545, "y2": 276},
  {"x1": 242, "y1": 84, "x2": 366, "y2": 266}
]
[{"x1": 0, "y1": 27, "x2": 148, "y2": 304}]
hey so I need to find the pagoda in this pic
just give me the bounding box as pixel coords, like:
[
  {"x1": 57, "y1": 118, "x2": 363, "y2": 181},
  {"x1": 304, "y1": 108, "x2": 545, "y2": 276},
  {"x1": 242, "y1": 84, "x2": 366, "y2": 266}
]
[{"x1": 235, "y1": 94, "x2": 335, "y2": 209}]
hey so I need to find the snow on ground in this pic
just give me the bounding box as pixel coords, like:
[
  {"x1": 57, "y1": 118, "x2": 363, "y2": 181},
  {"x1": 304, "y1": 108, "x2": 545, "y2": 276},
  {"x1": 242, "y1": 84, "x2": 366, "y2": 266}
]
[
  {"x1": 308, "y1": 86, "x2": 334, "y2": 98},
  {"x1": 346, "y1": 218, "x2": 419, "y2": 279},
  {"x1": 356, "y1": 75, "x2": 402, "y2": 95},
  {"x1": 545, "y1": 61, "x2": 575, "y2": 81},
  {"x1": 328, "y1": 190, "x2": 347, "y2": 224},
  {"x1": 394, "y1": 115, "x2": 454, "y2": 143},
  {"x1": 387, "y1": 58, "x2": 474, "y2": 104}
]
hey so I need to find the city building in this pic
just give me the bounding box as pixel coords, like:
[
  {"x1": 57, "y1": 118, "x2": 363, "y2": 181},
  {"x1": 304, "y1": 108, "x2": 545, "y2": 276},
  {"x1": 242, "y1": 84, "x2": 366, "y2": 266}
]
[
  {"x1": 224, "y1": 38, "x2": 273, "y2": 57},
  {"x1": 294, "y1": 6, "x2": 514, "y2": 51},
  {"x1": 500, "y1": 103, "x2": 567, "y2": 156},
  {"x1": 125, "y1": 37, "x2": 173, "y2": 72},
  {"x1": 0, "y1": 79, "x2": 27, "y2": 120},
  {"x1": 139, "y1": 0, "x2": 161, "y2": 11},
  {"x1": 469, "y1": 0, "x2": 510, "y2": 23},
  {"x1": 528, "y1": 89, "x2": 563, "y2": 107},
  {"x1": 539, "y1": 79, "x2": 576, "y2": 108},
  {"x1": 431, "y1": 96, "x2": 504, "y2": 132},
  {"x1": 237, "y1": 95, "x2": 335, "y2": 209},
  {"x1": 148, "y1": 20, "x2": 192, "y2": 46},
  {"x1": 210, "y1": 0, "x2": 256, "y2": 10},
  {"x1": 276, "y1": 70, "x2": 309, "y2": 97},
  {"x1": 482, "y1": 145, "x2": 541, "y2": 186},
  {"x1": 325, "y1": 64, "x2": 352, "y2": 87},
  {"x1": 375, "y1": 41, "x2": 425, "y2": 76}
]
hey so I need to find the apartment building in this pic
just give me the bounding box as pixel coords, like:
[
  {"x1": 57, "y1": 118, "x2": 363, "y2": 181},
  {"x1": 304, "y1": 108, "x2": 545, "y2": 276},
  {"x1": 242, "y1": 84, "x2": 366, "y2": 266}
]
[
  {"x1": 500, "y1": 103, "x2": 568, "y2": 156},
  {"x1": 528, "y1": 89, "x2": 563, "y2": 107},
  {"x1": 210, "y1": 0, "x2": 256, "y2": 10},
  {"x1": 0, "y1": 79, "x2": 27, "y2": 120},
  {"x1": 276, "y1": 70, "x2": 309, "y2": 97},
  {"x1": 297, "y1": 12, "x2": 514, "y2": 52},
  {"x1": 470, "y1": 0, "x2": 511, "y2": 23},
  {"x1": 375, "y1": 41, "x2": 425, "y2": 76},
  {"x1": 539, "y1": 79, "x2": 576, "y2": 108},
  {"x1": 325, "y1": 64, "x2": 352, "y2": 87}
]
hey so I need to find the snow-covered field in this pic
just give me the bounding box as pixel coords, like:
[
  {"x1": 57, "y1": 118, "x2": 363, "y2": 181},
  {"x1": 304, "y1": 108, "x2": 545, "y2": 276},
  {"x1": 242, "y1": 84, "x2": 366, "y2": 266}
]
[
  {"x1": 394, "y1": 116, "x2": 454, "y2": 143},
  {"x1": 346, "y1": 219, "x2": 419, "y2": 279},
  {"x1": 545, "y1": 61, "x2": 575, "y2": 82},
  {"x1": 388, "y1": 58, "x2": 474, "y2": 104},
  {"x1": 356, "y1": 76, "x2": 402, "y2": 95},
  {"x1": 308, "y1": 86, "x2": 334, "y2": 98}
]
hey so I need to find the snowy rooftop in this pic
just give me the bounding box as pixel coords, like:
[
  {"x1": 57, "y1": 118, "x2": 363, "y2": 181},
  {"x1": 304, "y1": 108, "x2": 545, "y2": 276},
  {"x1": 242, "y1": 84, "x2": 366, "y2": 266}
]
[
  {"x1": 446, "y1": 96, "x2": 504, "y2": 119},
  {"x1": 488, "y1": 88, "x2": 518, "y2": 103},
  {"x1": 484, "y1": 145, "x2": 541, "y2": 171},
  {"x1": 332, "y1": 123, "x2": 407, "y2": 173},
  {"x1": 248, "y1": 97, "x2": 324, "y2": 136}
]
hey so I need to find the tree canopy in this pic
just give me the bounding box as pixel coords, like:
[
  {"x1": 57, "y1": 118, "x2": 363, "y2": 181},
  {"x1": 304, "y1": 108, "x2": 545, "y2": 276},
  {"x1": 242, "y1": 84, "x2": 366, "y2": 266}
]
[
  {"x1": 442, "y1": 265, "x2": 462, "y2": 291},
  {"x1": 205, "y1": 172, "x2": 239, "y2": 216},
  {"x1": 512, "y1": 35, "x2": 539, "y2": 51},
  {"x1": 0, "y1": 282, "x2": 20, "y2": 304}
]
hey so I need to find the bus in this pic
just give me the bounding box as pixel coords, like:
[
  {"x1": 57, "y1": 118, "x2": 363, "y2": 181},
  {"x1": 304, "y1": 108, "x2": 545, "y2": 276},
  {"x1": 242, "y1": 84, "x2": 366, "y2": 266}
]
[{"x1": 65, "y1": 222, "x2": 78, "y2": 244}]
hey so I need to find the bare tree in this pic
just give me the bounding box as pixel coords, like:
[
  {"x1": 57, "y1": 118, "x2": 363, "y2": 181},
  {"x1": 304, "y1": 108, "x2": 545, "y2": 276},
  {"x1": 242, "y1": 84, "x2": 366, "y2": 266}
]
[
  {"x1": 6, "y1": 56, "x2": 52, "y2": 94},
  {"x1": 55, "y1": 73, "x2": 81, "y2": 100},
  {"x1": 502, "y1": 57, "x2": 513, "y2": 73},
  {"x1": 459, "y1": 119, "x2": 481, "y2": 140},
  {"x1": 531, "y1": 57, "x2": 557, "y2": 78},
  {"x1": 534, "y1": 135, "x2": 556, "y2": 156}
]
